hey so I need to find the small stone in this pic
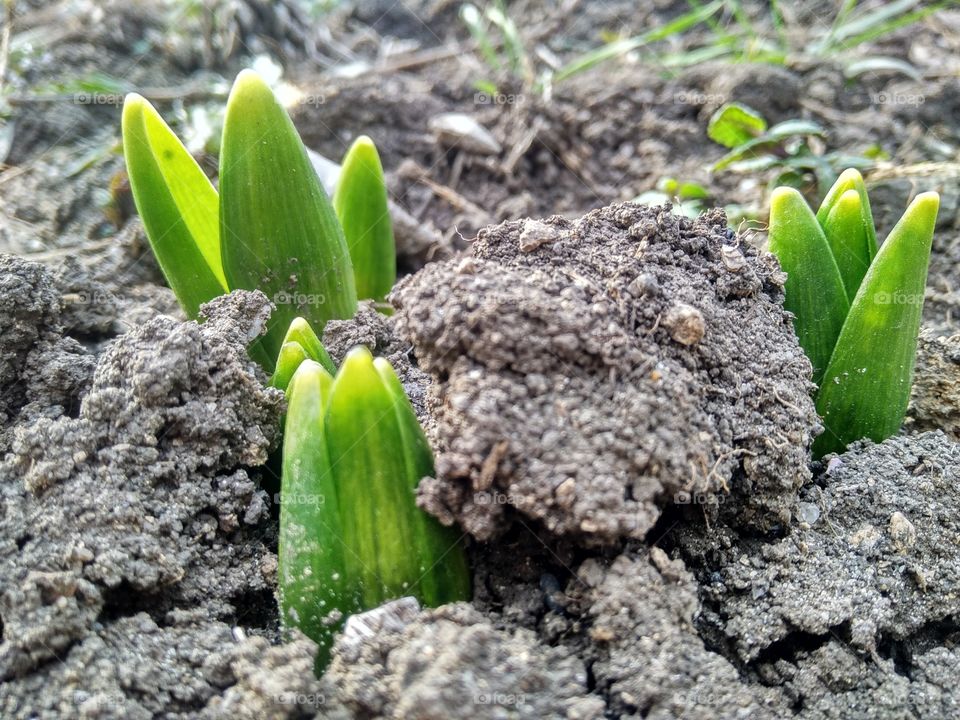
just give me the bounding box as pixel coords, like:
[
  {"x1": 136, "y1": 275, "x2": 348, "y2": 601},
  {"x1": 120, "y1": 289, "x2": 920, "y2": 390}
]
[
  {"x1": 518, "y1": 219, "x2": 559, "y2": 253},
  {"x1": 428, "y1": 113, "x2": 501, "y2": 155},
  {"x1": 721, "y1": 245, "x2": 747, "y2": 272},
  {"x1": 663, "y1": 303, "x2": 705, "y2": 345},
  {"x1": 889, "y1": 511, "x2": 917, "y2": 553},
  {"x1": 797, "y1": 501, "x2": 820, "y2": 526}
]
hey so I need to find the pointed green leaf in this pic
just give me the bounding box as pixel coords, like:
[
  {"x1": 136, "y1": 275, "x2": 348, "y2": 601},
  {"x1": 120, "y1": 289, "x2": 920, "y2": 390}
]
[
  {"x1": 814, "y1": 192, "x2": 938, "y2": 457},
  {"x1": 278, "y1": 360, "x2": 346, "y2": 668},
  {"x1": 270, "y1": 341, "x2": 310, "y2": 392},
  {"x1": 821, "y1": 189, "x2": 873, "y2": 300},
  {"x1": 122, "y1": 94, "x2": 227, "y2": 317},
  {"x1": 768, "y1": 187, "x2": 850, "y2": 384},
  {"x1": 816, "y1": 168, "x2": 878, "y2": 260},
  {"x1": 333, "y1": 136, "x2": 396, "y2": 307},
  {"x1": 325, "y1": 347, "x2": 470, "y2": 610},
  {"x1": 219, "y1": 70, "x2": 357, "y2": 363},
  {"x1": 373, "y1": 357, "x2": 470, "y2": 605}
]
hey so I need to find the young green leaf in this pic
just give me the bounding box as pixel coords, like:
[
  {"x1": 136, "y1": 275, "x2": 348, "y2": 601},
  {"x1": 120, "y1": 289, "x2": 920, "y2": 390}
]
[
  {"x1": 768, "y1": 187, "x2": 850, "y2": 384},
  {"x1": 820, "y1": 189, "x2": 872, "y2": 300},
  {"x1": 324, "y1": 347, "x2": 470, "y2": 610},
  {"x1": 271, "y1": 342, "x2": 310, "y2": 392},
  {"x1": 219, "y1": 70, "x2": 357, "y2": 363},
  {"x1": 278, "y1": 360, "x2": 346, "y2": 670},
  {"x1": 816, "y1": 168, "x2": 878, "y2": 262},
  {"x1": 333, "y1": 136, "x2": 397, "y2": 307},
  {"x1": 373, "y1": 356, "x2": 471, "y2": 605},
  {"x1": 707, "y1": 103, "x2": 767, "y2": 148},
  {"x1": 122, "y1": 94, "x2": 227, "y2": 318},
  {"x1": 813, "y1": 192, "x2": 938, "y2": 457}
]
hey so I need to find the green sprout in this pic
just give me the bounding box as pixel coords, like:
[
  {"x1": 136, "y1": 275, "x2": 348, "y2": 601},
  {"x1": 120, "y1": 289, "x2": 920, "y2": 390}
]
[
  {"x1": 333, "y1": 136, "x2": 396, "y2": 309},
  {"x1": 279, "y1": 348, "x2": 470, "y2": 670},
  {"x1": 121, "y1": 70, "x2": 395, "y2": 367},
  {"x1": 768, "y1": 169, "x2": 939, "y2": 457}
]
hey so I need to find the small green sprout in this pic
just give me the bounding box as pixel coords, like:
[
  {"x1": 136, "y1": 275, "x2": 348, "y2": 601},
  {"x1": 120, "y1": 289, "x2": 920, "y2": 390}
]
[
  {"x1": 121, "y1": 71, "x2": 396, "y2": 367},
  {"x1": 269, "y1": 317, "x2": 336, "y2": 391},
  {"x1": 333, "y1": 136, "x2": 396, "y2": 309},
  {"x1": 768, "y1": 169, "x2": 939, "y2": 456},
  {"x1": 279, "y1": 348, "x2": 470, "y2": 670}
]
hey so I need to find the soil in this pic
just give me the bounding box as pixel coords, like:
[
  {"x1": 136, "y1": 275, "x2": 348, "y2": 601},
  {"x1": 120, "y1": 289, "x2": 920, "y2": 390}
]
[{"x1": 2, "y1": 1, "x2": 960, "y2": 718}]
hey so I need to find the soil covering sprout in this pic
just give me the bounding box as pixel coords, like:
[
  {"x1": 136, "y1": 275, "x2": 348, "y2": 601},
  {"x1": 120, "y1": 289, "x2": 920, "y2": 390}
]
[
  {"x1": 768, "y1": 169, "x2": 939, "y2": 457},
  {"x1": 121, "y1": 70, "x2": 396, "y2": 368}
]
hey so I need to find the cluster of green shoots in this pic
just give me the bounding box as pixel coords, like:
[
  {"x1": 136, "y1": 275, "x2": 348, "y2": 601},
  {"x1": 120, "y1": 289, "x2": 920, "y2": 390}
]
[
  {"x1": 768, "y1": 169, "x2": 939, "y2": 457},
  {"x1": 121, "y1": 71, "x2": 469, "y2": 670}
]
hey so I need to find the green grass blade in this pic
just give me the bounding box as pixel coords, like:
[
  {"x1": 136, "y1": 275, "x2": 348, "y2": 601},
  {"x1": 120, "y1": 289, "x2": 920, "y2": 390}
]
[
  {"x1": 325, "y1": 347, "x2": 469, "y2": 610},
  {"x1": 554, "y1": 0, "x2": 722, "y2": 83},
  {"x1": 768, "y1": 187, "x2": 850, "y2": 384},
  {"x1": 816, "y1": 168, "x2": 878, "y2": 260},
  {"x1": 219, "y1": 70, "x2": 357, "y2": 364},
  {"x1": 279, "y1": 360, "x2": 346, "y2": 670},
  {"x1": 333, "y1": 136, "x2": 396, "y2": 306},
  {"x1": 814, "y1": 192, "x2": 939, "y2": 456},
  {"x1": 821, "y1": 189, "x2": 872, "y2": 300},
  {"x1": 121, "y1": 94, "x2": 227, "y2": 318}
]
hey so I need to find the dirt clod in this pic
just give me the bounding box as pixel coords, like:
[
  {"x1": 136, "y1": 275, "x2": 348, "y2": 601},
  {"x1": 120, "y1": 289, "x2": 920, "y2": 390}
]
[{"x1": 394, "y1": 203, "x2": 819, "y2": 545}]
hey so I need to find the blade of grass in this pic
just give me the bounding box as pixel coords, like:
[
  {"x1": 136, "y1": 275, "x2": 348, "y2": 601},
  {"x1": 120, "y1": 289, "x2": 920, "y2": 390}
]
[{"x1": 554, "y1": 1, "x2": 723, "y2": 83}]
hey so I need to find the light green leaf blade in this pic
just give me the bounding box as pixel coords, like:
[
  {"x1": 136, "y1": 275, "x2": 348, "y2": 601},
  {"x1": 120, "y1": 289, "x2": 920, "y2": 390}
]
[
  {"x1": 821, "y1": 189, "x2": 872, "y2": 300},
  {"x1": 270, "y1": 341, "x2": 310, "y2": 392},
  {"x1": 373, "y1": 357, "x2": 470, "y2": 606},
  {"x1": 816, "y1": 168, "x2": 879, "y2": 260},
  {"x1": 121, "y1": 93, "x2": 227, "y2": 318},
  {"x1": 284, "y1": 317, "x2": 336, "y2": 375},
  {"x1": 814, "y1": 192, "x2": 938, "y2": 457},
  {"x1": 278, "y1": 360, "x2": 345, "y2": 669},
  {"x1": 768, "y1": 187, "x2": 850, "y2": 384},
  {"x1": 333, "y1": 136, "x2": 397, "y2": 307},
  {"x1": 219, "y1": 70, "x2": 357, "y2": 364},
  {"x1": 707, "y1": 103, "x2": 767, "y2": 149},
  {"x1": 325, "y1": 347, "x2": 469, "y2": 610}
]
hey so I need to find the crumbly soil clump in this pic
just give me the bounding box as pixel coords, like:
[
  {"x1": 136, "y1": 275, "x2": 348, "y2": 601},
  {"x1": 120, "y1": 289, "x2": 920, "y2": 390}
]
[{"x1": 394, "y1": 202, "x2": 819, "y2": 545}]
